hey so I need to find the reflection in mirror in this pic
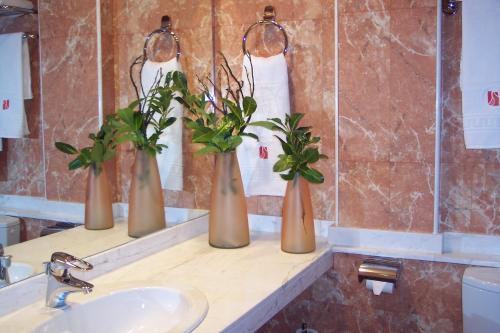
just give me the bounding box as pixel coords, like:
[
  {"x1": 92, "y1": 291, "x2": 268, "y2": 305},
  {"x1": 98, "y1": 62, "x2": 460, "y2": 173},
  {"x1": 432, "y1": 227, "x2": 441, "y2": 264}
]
[{"x1": 0, "y1": 0, "x2": 213, "y2": 287}]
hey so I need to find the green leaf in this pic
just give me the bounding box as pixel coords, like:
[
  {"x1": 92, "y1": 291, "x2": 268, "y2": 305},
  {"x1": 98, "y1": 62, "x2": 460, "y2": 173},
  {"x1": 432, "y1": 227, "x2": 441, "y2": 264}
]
[
  {"x1": 91, "y1": 142, "x2": 104, "y2": 163},
  {"x1": 225, "y1": 135, "x2": 243, "y2": 150},
  {"x1": 55, "y1": 142, "x2": 78, "y2": 155},
  {"x1": 275, "y1": 136, "x2": 293, "y2": 155},
  {"x1": 280, "y1": 171, "x2": 296, "y2": 181},
  {"x1": 249, "y1": 121, "x2": 276, "y2": 130},
  {"x1": 193, "y1": 128, "x2": 216, "y2": 143},
  {"x1": 299, "y1": 167, "x2": 324, "y2": 184},
  {"x1": 68, "y1": 157, "x2": 84, "y2": 170},
  {"x1": 173, "y1": 71, "x2": 188, "y2": 91},
  {"x1": 194, "y1": 145, "x2": 220, "y2": 156},
  {"x1": 290, "y1": 113, "x2": 305, "y2": 130},
  {"x1": 118, "y1": 107, "x2": 135, "y2": 126},
  {"x1": 163, "y1": 117, "x2": 176, "y2": 128},
  {"x1": 240, "y1": 132, "x2": 259, "y2": 141},
  {"x1": 319, "y1": 154, "x2": 328, "y2": 160},
  {"x1": 242, "y1": 96, "x2": 257, "y2": 116},
  {"x1": 303, "y1": 148, "x2": 320, "y2": 164},
  {"x1": 273, "y1": 156, "x2": 292, "y2": 172}
]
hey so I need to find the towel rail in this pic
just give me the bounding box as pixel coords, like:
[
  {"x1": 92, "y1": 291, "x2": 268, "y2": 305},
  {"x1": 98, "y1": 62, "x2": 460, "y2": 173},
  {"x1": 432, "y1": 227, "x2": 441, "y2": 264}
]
[
  {"x1": 242, "y1": 6, "x2": 289, "y2": 56},
  {"x1": 142, "y1": 15, "x2": 180, "y2": 61}
]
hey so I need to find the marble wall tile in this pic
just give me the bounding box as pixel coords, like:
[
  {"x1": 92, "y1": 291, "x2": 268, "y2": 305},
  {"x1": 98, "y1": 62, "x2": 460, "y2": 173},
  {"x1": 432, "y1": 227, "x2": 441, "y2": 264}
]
[
  {"x1": 0, "y1": 1, "x2": 45, "y2": 196},
  {"x1": 338, "y1": 2, "x2": 436, "y2": 232},
  {"x1": 440, "y1": 10, "x2": 500, "y2": 235},
  {"x1": 258, "y1": 253, "x2": 466, "y2": 333}
]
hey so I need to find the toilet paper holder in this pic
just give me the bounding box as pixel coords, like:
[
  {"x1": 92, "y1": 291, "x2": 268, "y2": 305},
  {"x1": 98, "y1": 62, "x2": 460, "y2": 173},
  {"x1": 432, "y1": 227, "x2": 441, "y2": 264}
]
[{"x1": 358, "y1": 258, "x2": 401, "y2": 285}]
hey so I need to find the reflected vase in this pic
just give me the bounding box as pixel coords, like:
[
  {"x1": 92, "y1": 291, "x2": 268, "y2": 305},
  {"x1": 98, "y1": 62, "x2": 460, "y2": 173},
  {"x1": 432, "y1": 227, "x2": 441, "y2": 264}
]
[
  {"x1": 281, "y1": 174, "x2": 315, "y2": 254},
  {"x1": 209, "y1": 152, "x2": 249, "y2": 248},
  {"x1": 128, "y1": 149, "x2": 166, "y2": 238},
  {"x1": 85, "y1": 165, "x2": 114, "y2": 230}
]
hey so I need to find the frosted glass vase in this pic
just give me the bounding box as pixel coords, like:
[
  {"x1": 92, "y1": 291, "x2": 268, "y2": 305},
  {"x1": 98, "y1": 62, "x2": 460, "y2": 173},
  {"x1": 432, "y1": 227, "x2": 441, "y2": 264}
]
[
  {"x1": 84, "y1": 165, "x2": 114, "y2": 230},
  {"x1": 209, "y1": 152, "x2": 249, "y2": 248},
  {"x1": 281, "y1": 174, "x2": 316, "y2": 253},
  {"x1": 128, "y1": 149, "x2": 166, "y2": 238}
]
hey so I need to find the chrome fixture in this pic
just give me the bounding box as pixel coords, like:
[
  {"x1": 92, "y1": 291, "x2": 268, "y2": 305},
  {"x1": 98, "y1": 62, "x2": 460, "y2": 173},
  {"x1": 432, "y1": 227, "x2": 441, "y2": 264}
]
[
  {"x1": 45, "y1": 252, "x2": 94, "y2": 308},
  {"x1": 443, "y1": 0, "x2": 462, "y2": 16},
  {"x1": 0, "y1": 245, "x2": 12, "y2": 287},
  {"x1": 143, "y1": 15, "x2": 181, "y2": 61},
  {"x1": 242, "y1": 5, "x2": 289, "y2": 56},
  {"x1": 358, "y1": 257, "x2": 401, "y2": 285}
]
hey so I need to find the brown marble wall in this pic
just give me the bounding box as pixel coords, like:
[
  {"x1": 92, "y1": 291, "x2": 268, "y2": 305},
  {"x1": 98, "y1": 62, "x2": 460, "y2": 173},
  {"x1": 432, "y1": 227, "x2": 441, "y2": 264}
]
[
  {"x1": 338, "y1": 0, "x2": 437, "y2": 232},
  {"x1": 211, "y1": 0, "x2": 336, "y2": 220},
  {"x1": 0, "y1": 0, "x2": 45, "y2": 196},
  {"x1": 0, "y1": 1, "x2": 102, "y2": 202},
  {"x1": 258, "y1": 253, "x2": 466, "y2": 333},
  {"x1": 39, "y1": 0, "x2": 100, "y2": 202},
  {"x1": 440, "y1": 10, "x2": 500, "y2": 235}
]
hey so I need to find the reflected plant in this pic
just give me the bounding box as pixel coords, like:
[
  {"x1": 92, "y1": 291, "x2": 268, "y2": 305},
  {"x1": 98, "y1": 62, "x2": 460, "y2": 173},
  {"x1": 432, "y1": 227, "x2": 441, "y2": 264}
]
[
  {"x1": 115, "y1": 65, "x2": 181, "y2": 155},
  {"x1": 173, "y1": 53, "x2": 258, "y2": 155},
  {"x1": 55, "y1": 115, "x2": 119, "y2": 173},
  {"x1": 251, "y1": 113, "x2": 327, "y2": 183}
]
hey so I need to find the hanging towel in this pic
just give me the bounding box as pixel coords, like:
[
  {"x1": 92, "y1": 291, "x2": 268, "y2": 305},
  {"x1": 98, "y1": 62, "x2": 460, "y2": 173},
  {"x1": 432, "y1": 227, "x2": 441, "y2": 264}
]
[
  {"x1": 141, "y1": 58, "x2": 183, "y2": 191},
  {"x1": 237, "y1": 53, "x2": 290, "y2": 197},
  {"x1": 0, "y1": 32, "x2": 32, "y2": 151},
  {"x1": 461, "y1": 0, "x2": 500, "y2": 149}
]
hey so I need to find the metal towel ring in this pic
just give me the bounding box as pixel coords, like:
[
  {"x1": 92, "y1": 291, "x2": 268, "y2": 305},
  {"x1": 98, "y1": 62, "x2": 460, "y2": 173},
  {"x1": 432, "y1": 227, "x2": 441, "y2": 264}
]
[
  {"x1": 143, "y1": 15, "x2": 181, "y2": 61},
  {"x1": 242, "y1": 6, "x2": 289, "y2": 56}
]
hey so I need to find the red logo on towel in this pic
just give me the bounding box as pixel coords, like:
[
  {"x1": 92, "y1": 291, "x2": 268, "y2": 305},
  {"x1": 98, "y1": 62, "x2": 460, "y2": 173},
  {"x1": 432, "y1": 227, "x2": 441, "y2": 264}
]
[
  {"x1": 487, "y1": 91, "x2": 499, "y2": 107},
  {"x1": 259, "y1": 146, "x2": 268, "y2": 159},
  {"x1": 2, "y1": 99, "x2": 9, "y2": 110}
]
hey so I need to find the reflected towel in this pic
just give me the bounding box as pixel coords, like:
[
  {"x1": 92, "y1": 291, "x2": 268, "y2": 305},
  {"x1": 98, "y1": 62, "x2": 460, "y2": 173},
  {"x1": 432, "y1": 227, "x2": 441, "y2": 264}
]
[
  {"x1": 237, "y1": 54, "x2": 290, "y2": 197},
  {"x1": 141, "y1": 58, "x2": 183, "y2": 191},
  {"x1": 461, "y1": 0, "x2": 500, "y2": 149},
  {"x1": 0, "y1": 32, "x2": 32, "y2": 151}
]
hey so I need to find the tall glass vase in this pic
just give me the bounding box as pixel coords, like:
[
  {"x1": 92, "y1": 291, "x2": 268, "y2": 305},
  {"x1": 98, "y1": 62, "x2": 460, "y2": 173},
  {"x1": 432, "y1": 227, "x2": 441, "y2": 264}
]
[
  {"x1": 209, "y1": 152, "x2": 249, "y2": 248},
  {"x1": 281, "y1": 173, "x2": 315, "y2": 253},
  {"x1": 128, "y1": 149, "x2": 166, "y2": 238},
  {"x1": 85, "y1": 165, "x2": 114, "y2": 230}
]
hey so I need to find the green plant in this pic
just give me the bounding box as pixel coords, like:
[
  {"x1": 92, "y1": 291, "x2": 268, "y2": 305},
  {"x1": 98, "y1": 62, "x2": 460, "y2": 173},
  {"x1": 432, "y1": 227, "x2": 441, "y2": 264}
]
[
  {"x1": 116, "y1": 69, "x2": 179, "y2": 155},
  {"x1": 251, "y1": 113, "x2": 327, "y2": 184},
  {"x1": 173, "y1": 53, "x2": 258, "y2": 155},
  {"x1": 55, "y1": 115, "x2": 119, "y2": 172}
]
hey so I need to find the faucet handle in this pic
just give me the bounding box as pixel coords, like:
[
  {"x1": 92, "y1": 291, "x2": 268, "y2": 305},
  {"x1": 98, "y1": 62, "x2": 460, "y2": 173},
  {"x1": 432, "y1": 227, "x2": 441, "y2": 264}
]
[{"x1": 47, "y1": 252, "x2": 93, "y2": 275}]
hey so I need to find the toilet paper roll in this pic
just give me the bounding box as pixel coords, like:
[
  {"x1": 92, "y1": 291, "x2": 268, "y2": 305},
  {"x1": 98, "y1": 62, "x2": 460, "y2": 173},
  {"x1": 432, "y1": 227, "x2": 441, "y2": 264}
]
[{"x1": 365, "y1": 279, "x2": 394, "y2": 295}]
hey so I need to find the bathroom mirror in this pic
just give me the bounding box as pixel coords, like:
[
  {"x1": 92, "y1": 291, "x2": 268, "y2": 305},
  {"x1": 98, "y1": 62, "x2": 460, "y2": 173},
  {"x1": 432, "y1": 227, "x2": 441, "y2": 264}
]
[{"x1": 0, "y1": 0, "x2": 213, "y2": 287}]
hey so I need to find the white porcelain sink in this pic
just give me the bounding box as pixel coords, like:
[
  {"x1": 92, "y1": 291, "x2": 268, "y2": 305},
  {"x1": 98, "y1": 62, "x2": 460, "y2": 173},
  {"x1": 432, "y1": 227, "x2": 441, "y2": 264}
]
[
  {"x1": 0, "y1": 283, "x2": 208, "y2": 333},
  {"x1": 8, "y1": 262, "x2": 35, "y2": 283}
]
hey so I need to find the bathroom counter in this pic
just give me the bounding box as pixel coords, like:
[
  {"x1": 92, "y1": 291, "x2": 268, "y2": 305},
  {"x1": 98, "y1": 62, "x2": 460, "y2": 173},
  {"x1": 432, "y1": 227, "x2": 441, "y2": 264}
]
[
  {"x1": 5, "y1": 218, "x2": 133, "y2": 275},
  {"x1": 88, "y1": 232, "x2": 331, "y2": 332}
]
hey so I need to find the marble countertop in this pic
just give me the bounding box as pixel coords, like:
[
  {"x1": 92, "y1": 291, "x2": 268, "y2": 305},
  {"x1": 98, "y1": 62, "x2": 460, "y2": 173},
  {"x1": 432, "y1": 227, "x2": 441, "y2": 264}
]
[
  {"x1": 86, "y1": 232, "x2": 331, "y2": 333},
  {"x1": 5, "y1": 218, "x2": 133, "y2": 275},
  {"x1": 0, "y1": 232, "x2": 331, "y2": 333}
]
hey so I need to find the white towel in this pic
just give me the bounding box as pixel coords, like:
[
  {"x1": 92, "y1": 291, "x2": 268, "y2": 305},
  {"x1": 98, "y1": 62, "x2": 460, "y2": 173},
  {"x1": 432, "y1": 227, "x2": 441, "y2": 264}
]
[
  {"x1": 141, "y1": 58, "x2": 183, "y2": 191},
  {"x1": 237, "y1": 54, "x2": 290, "y2": 197},
  {"x1": 0, "y1": 32, "x2": 32, "y2": 151},
  {"x1": 461, "y1": 0, "x2": 500, "y2": 149}
]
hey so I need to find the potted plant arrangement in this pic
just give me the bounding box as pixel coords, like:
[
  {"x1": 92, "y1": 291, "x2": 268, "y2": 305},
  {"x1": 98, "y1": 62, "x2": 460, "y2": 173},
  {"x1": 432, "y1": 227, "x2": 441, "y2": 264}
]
[
  {"x1": 55, "y1": 115, "x2": 119, "y2": 230},
  {"x1": 174, "y1": 54, "x2": 258, "y2": 248},
  {"x1": 252, "y1": 113, "x2": 327, "y2": 253},
  {"x1": 115, "y1": 70, "x2": 178, "y2": 238}
]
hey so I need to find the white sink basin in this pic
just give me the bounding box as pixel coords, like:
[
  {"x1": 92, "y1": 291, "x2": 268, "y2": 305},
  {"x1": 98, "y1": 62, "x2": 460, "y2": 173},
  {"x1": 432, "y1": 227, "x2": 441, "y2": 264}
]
[
  {"x1": 0, "y1": 283, "x2": 208, "y2": 333},
  {"x1": 8, "y1": 262, "x2": 35, "y2": 283}
]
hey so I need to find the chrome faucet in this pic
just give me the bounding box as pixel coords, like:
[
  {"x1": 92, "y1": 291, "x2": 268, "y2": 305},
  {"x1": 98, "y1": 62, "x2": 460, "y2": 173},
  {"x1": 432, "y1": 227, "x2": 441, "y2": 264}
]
[
  {"x1": 45, "y1": 252, "x2": 94, "y2": 308},
  {"x1": 0, "y1": 245, "x2": 12, "y2": 287}
]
